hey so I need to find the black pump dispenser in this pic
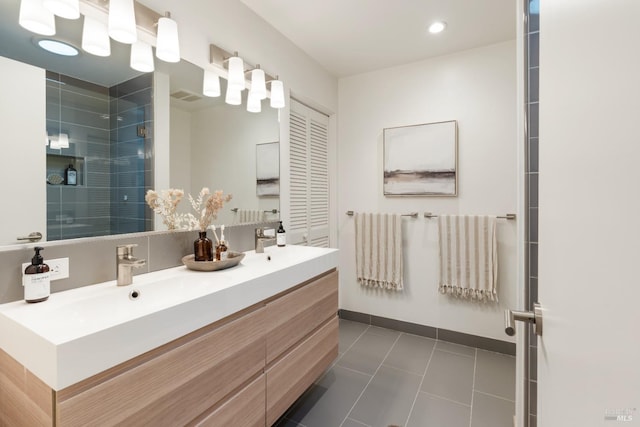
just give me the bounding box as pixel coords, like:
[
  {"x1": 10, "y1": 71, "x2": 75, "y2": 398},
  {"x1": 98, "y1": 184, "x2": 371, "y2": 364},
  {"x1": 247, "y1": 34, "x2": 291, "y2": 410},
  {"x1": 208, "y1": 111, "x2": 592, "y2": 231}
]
[{"x1": 31, "y1": 246, "x2": 44, "y2": 266}]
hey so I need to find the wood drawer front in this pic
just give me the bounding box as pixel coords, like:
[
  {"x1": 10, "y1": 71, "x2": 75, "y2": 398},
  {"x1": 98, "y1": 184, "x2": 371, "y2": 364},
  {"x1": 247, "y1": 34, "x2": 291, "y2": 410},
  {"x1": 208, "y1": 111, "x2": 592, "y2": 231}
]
[
  {"x1": 192, "y1": 374, "x2": 266, "y2": 427},
  {"x1": 0, "y1": 348, "x2": 53, "y2": 427},
  {"x1": 57, "y1": 307, "x2": 266, "y2": 427},
  {"x1": 265, "y1": 316, "x2": 338, "y2": 426},
  {"x1": 265, "y1": 270, "x2": 338, "y2": 364}
]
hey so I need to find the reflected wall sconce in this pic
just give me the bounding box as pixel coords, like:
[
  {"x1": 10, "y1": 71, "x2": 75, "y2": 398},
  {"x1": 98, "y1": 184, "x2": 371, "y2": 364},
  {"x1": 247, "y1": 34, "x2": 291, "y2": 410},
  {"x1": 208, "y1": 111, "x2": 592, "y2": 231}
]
[
  {"x1": 246, "y1": 92, "x2": 262, "y2": 113},
  {"x1": 202, "y1": 70, "x2": 221, "y2": 97},
  {"x1": 209, "y1": 43, "x2": 285, "y2": 109},
  {"x1": 225, "y1": 87, "x2": 242, "y2": 106},
  {"x1": 249, "y1": 65, "x2": 267, "y2": 100},
  {"x1": 108, "y1": 0, "x2": 137, "y2": 44},
  {"x1": 49, "y1": 133, "x2": 69, "y2": 149},
  {"x1": 81, "y1": 15, "x2": 110, "y2": 56},
  {"x1": 19, "y1": 0, "x2": 56, "y2": 36},
  {"x1": 227, "y1": 54, "x2": 245, "y2": 92},
  {"x1": 43, "y1": 0, "x2": 79, "y2": 19},
  {"x1": 155, "y1": 12, "x2": 180, "y2": 63},
  {"x1": 130, "y1": 41, "x2": 154, "y2": 72},
  {"x1": 268, "y1": 78, "x2": 285, "y2": 109}
]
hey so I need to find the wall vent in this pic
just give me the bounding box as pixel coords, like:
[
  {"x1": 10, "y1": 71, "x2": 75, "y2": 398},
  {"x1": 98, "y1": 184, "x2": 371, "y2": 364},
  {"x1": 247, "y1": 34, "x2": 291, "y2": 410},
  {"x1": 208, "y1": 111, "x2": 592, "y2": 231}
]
[{"x1": 170, "y1": 90, "x2": 202, "y2": 102}]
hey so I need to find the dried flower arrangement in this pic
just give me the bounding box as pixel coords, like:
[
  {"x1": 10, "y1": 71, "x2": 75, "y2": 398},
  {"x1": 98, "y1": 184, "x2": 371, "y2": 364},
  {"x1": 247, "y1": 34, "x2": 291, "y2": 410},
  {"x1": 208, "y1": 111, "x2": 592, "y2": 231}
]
[
  {"x1": 144, "y1": 189, "x2": 186, "y2": 230},
  {"x1": 187, "y1": 188, "x2": 233, "y2": 231},
  {"x1": 145, "y1": 187, "x2": 232, "y2": 231}
]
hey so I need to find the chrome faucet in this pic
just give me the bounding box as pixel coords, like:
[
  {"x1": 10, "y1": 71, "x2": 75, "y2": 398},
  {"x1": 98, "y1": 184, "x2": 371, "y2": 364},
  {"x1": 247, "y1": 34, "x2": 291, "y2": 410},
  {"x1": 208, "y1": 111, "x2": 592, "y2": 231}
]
[
  {"x1": 255, "y1": 228, "x2": 276, "y2": 253},
  {"x1": 116, "y1": 244, "x2": 146, "y2": 286}
]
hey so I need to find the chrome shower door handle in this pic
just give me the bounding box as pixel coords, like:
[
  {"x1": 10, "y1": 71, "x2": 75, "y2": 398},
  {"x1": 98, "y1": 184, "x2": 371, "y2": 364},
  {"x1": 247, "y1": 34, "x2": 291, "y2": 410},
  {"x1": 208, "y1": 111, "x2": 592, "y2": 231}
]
[
  {"x1": 504, "y1": 303, "x2": 543, "y2": 336},
  {"x1": 17, "y1": 232, "x2": 43, "y2": 242}
]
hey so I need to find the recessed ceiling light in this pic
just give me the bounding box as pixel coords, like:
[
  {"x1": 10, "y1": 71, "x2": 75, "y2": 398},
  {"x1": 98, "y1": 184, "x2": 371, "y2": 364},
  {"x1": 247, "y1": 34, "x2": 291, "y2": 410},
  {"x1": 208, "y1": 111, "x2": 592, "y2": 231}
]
[
  {"x1": 428, "y1": 21, "x2": 447, "y2": 34},
  {"x1": 38, "y1": 39, "x2": 79, "y2": 56}
]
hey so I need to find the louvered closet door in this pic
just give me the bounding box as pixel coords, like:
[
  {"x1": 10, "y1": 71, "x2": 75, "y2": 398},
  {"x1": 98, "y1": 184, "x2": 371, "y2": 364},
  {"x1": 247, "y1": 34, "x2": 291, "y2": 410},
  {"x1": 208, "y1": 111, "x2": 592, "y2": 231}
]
[{"x1": 289, "y1": 99, "x2": 330, "y2": 247}]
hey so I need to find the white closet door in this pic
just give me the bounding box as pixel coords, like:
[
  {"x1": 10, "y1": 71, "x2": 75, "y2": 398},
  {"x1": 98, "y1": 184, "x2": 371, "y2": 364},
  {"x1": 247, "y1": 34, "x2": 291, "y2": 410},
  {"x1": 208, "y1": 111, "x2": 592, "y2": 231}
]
[{"x1": 289, "y1": 99, "x2": 329, "y2": 247}]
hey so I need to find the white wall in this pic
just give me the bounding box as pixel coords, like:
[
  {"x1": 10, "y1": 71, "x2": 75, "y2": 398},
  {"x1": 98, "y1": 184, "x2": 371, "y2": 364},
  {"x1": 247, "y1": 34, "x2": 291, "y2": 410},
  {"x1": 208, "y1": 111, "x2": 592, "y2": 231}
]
[
  {"x1": 188, "y1": 104, "x2": 280, "y2": 226},
  {"x1": 169, "y1": 106, "x2": 192, "y2": 193},
  {"x1": 337, "y1": 41, "x2": 517, "y2": 341}
]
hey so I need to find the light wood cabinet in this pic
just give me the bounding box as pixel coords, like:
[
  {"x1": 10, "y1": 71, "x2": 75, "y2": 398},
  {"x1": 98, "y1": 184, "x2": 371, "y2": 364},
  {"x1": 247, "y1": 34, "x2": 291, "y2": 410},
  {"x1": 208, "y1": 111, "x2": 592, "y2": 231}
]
[
  {"x1": 265, "y1": 317, "x2": 339, "y2": 426},
  {"x1": 0, "y1": 269, "x2": 338, "y2": 427},
  {"x1": 192, "y1": 374, "x2": 266, "y2": 427}
]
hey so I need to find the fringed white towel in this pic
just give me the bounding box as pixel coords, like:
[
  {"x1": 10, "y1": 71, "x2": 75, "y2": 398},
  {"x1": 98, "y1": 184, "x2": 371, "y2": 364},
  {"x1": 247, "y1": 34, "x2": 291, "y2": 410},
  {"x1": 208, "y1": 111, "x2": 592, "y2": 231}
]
[
  {"x1": 438, "y1": 215, "x2": 498, "y2": 302},
  {"x1": 234, "y1": 209, "x2": 266, "y2": 224},
  {"x1": 354, "y1": 213, "x2": 403, "y2": 291}
]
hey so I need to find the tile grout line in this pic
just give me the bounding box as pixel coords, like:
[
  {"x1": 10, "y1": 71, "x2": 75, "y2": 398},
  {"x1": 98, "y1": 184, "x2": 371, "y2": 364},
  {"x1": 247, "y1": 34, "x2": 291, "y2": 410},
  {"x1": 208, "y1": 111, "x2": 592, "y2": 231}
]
[
  {"x1": 474, "y1": 389, "x2": 516, "y2": 403},
  {"x1": 434, "y1": 347, "x2": 476, "y2": 359},
  {"x1": 469, "y1": 348, "x2": 478, "y2": 427},
  {"x1": 338, "y1": 332, "x2": 402, "y2": 427},
  {"x1": 421, "y1": 391, "x2": 472, "y2": 408},
  {"x1": 403, "y1": 336, "x2": 438, "y2": 426}
]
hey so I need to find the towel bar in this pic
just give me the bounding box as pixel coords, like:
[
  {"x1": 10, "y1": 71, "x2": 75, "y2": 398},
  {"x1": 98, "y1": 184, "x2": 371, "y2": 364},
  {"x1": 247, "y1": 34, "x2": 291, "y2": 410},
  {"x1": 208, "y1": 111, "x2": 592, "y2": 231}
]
[
  {"x1": 346, "y1": 211, "x2": 418, "y2": 218},
  {"x1": 423, "y1": 212, "x2": 516, "y2": 220}
]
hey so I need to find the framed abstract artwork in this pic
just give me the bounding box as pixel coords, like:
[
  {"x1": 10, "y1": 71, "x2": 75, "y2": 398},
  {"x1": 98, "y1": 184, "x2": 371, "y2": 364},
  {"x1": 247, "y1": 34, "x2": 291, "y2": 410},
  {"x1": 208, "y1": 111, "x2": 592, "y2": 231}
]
[
  {"x1": 256, "y1": 142, "x2": 280, "y2": 196},
  {"x1": 383, "y1": 120, "x2": 457, "y2": 196}
]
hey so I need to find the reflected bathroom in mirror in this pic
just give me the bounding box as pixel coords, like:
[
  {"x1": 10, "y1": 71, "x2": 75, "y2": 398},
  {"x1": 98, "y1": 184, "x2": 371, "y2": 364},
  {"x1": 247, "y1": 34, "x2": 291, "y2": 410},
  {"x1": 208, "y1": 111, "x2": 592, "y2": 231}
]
[{"x1": 0, "y1": 0, "x2": 280, "y2": 246}]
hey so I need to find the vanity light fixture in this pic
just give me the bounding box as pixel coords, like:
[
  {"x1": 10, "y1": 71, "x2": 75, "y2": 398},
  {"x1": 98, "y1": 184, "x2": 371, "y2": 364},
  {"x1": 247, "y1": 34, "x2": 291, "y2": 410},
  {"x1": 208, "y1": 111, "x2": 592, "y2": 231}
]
[
  {"x1": 249, "y1": 65, "x2": 267, "y2": 100},
  {"x1": 225, "y1": 86, "x2": 242, "y2": 106},
  {"x1": 130, "y1": 41, "x2": 154, "y2": 72},
  {"x1": 43, "y1": 0, "x2": 79, "y2": 20},
  {"x1": 155, "y1": 12, "x2": 180, "y2": 63},
  {"x1": 227, "y1": 54, "x2": 245, "y2": 92},
  {"x1": 202, "y1": 70, "x2": 221, "y2": 97},
  {"x1": 269, "y1": 79, "x2": 285, "y2": 109},
  {"x1": 81, "y1": 15, "x2": 110, "y2": 57},
  {"x1": 19, "y1": 0, "x2": 56, "y2": 36},
  {"x1": 108, "y1": 0, "x2": 137, "y2": 44},
  {"x1": 428, "y1": 21, "x2": 447, "y2": 34},
  {"x1": 209, "y1": 43, "x2": 285, "y2": 109},
  {"x1": 246, "y1": 92, "x2": 262, "y2": 113},
  {"x1": 38, "y1": 39, "x2": 79, "y2": 56}
]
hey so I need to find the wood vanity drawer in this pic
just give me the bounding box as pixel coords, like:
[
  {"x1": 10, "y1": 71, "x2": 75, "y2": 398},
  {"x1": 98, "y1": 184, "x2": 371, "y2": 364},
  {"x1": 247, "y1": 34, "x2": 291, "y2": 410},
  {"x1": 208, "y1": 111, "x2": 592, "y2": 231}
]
[
  {"x1": 56, "y1": 307, "x2": 266, "y2": 427},
  {"x1": 192, "y1": 374, "x2": 266, "y2": 427},
  {"x1": 265, "y1": 270, "x2": 338, "y2": 364},
  {"x1": 265, "y1": 316, "x2": 339, "y2": 426}
]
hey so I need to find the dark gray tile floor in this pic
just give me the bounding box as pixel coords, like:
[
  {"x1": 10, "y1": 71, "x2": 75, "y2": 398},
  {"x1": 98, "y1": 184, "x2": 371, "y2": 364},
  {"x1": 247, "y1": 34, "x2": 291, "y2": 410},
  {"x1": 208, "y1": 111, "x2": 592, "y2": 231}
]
[{"x1": 275, "y1": 319, "x2": 515, "y2": 427}]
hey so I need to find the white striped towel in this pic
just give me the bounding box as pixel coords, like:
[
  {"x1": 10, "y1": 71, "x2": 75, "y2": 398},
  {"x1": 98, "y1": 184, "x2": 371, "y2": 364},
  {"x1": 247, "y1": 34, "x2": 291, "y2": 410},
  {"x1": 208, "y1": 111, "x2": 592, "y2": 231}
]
[
  {"x1": 234, "y1": 209, "x2": 266, "y2": 224},
  {"x1": 354, "y1": 213, "x2": 403, "y2": 291},
  {"x1": 438, "y1": 215, "x2": 498, "y2": 302}
]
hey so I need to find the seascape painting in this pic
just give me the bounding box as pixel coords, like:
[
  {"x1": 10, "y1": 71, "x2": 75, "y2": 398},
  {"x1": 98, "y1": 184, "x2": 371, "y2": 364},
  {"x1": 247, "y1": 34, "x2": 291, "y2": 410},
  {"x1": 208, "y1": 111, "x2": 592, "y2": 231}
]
[
  {"x1": 383, "y1": 120, "x2": 457, "y2": 196},
  {"x1": 256, "y1": 142, "x2": 280, "y2": 196}
]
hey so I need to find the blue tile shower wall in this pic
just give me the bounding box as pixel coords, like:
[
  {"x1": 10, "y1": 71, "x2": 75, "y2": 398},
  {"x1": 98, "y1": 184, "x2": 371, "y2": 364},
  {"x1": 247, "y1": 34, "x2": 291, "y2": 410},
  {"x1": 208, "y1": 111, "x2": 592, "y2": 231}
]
[
  {"x1": 46, "y1": 72, "x2": 112, "y2": 240},
  {"x1": 109, "y1": 74, "x2": 154, "y2": 235}
]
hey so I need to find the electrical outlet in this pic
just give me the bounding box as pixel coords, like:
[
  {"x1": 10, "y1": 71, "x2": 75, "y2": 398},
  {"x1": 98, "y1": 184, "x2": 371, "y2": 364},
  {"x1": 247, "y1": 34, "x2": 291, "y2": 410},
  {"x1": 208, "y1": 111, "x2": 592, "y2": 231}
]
[{"x1": 21, "y1": 257, "x2": 69, "y2": 281}]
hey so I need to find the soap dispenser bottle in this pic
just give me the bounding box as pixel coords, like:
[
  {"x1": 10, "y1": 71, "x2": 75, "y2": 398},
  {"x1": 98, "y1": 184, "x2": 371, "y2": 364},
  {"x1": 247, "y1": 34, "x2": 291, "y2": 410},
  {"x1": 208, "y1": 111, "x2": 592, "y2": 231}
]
[
  {"x1": 277, "y1": 221, "x2": 286, "y2": 247},
  {"x1": 216, "y1": 225, "x2": 228, "y2": 261},
  {"x1": 23, "y1": 246, "x2": 50, "y2": 303},
  {"x1": 65, "y1": 164, "x2": 77, "y2": 186}
]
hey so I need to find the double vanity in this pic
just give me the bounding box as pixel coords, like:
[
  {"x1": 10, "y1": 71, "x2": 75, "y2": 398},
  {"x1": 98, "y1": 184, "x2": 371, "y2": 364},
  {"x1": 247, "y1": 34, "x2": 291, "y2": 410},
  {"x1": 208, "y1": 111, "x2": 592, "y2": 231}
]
[{"x1": 0, "y1": 245, "x2": 339, "y2": 426}]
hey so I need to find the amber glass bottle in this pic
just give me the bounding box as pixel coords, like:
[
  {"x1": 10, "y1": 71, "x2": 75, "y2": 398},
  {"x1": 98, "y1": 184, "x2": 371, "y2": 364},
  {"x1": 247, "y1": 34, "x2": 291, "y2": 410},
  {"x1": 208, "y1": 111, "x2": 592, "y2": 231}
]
[{"x1": 194, "y1": 231, "x2": 213, "y2": 261}]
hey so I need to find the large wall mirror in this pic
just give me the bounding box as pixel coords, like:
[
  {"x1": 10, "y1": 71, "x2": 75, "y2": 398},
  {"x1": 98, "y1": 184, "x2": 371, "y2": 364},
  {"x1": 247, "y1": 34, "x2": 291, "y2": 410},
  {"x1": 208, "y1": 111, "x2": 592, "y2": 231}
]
[{"x1": 0, "y1": 0, "x2": 280, "y2": 246}]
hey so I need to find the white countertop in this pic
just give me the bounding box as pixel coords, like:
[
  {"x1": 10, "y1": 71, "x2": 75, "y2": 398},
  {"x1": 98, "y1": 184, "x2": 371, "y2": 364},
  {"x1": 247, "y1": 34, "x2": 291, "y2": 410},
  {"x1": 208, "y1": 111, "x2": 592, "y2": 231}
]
[{"x1": 0, "y1": 245, "x2": 338, "y2": 390}]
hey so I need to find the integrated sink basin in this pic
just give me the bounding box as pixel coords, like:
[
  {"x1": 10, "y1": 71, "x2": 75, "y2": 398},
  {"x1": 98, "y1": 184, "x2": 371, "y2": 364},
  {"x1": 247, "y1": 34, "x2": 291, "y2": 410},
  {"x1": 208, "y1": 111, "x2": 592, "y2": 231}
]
[{"x1": 0, "y1": 245, "x2": 338, "y2": 390}]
